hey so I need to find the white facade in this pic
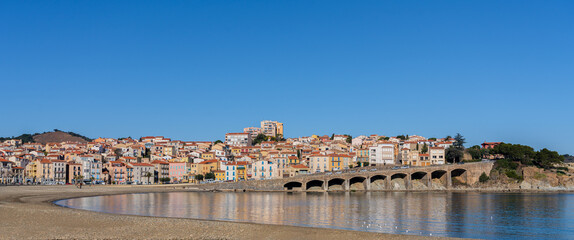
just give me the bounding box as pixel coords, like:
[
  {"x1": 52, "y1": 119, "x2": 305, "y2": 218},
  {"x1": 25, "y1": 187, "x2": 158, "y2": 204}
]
[
  {"x1": 369, "y1": 143, "x2": 395, "y2": 165},
  {"x1": 77, "y1": 156, "x2": 102, "y2": 182},
  {"x1": 309, "y1": 155, "x2": 329, "y2": 173},
  {"x1": 225, "y1": 133, "x2": 252, "y2": 147},
  {"x1": 251, "y1": 160, "x2": 279, "y2": 180},
  {"x1": 429, "y1": 147, "x2": 446, "y2": 165},
  {"x1": 129, "y1": 163, "x2": 154, "y2": 184}
]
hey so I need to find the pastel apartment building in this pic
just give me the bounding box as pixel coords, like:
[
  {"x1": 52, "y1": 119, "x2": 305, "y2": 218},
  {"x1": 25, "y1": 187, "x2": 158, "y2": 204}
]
[
  {"x1": 429, "y1": 147, "x2": 446, "y2": 165},
  {"x1": 260, "y1": 120, "x2": 284, "y2": 137},
  {"x1": 369, "y1": 143, "x2": 396, "y2": 166},
  {"x1": 168, "y1": 161, "x2": 187, "y2": 182},
  {"x1": 225, "y1": 133, "x2": 252, "y2": 147}
]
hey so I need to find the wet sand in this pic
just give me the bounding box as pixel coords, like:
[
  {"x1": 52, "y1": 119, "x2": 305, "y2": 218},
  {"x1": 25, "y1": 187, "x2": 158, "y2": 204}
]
[{"x1": 0, "y1": 185, "x2": 453, "y2": 240}]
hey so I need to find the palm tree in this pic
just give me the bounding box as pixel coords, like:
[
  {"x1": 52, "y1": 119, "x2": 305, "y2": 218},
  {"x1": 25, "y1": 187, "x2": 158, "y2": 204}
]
[
  {"x1": 74, "y1": 175, "x2": 84, "y2": 188},
  {"x1": 144, "y1": 172, "x2": 153, "y2": 184}
]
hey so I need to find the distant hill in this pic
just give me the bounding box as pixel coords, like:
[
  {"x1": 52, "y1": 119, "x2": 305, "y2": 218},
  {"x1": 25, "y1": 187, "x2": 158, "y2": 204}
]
[{"x1": 1, "y1": 129, "x2": 92, "y2": 144}]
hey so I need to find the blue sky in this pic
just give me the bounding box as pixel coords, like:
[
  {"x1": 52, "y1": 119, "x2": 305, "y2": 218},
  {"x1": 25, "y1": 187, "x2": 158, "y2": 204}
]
[{"x1": 1, "y1": 1, "x2": 573, "y2": 154}]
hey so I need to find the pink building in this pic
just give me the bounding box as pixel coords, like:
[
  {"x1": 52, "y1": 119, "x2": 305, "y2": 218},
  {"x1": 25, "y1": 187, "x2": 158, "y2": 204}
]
[
  {"x1": 169, "y1": 162, "x2": 187, "y2": 182},
  {"x1": 481, "y1": 142, "x2": 501, "y2": 149},
  {"x1": 106, "y1": 161, "x2": 127, "y2": 184}
]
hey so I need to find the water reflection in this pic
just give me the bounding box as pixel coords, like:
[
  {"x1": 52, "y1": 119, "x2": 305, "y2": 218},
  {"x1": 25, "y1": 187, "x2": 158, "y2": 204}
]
[{"x1": 56, "y1": 192, "x2": 574, "y2": 240}]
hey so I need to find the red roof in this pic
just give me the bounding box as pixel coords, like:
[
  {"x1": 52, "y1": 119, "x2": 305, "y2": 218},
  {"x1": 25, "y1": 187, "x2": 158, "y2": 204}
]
[
  {"x1": 131, "y1": 163, "x2": 153, "y2": 167},
  {"x1": 291, "y1": 164, "x2": 308, "y2": 169}
]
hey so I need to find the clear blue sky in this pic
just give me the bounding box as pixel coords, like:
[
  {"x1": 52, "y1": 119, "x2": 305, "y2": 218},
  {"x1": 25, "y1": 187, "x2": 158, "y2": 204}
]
[{"x1": 1, "y1": 1, "x2": 573, "y2": 154}]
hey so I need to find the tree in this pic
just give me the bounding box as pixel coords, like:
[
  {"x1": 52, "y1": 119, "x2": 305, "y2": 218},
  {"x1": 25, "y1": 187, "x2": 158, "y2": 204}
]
[
  {"x1": 195, "y1": 174, "x2": 204, "y2": 181},
  {"x1": 214, "y1": 140, "x2": 223, "y2": 145},
  {"x1": 252, "y1": 133, "x2": 268, "y2": 145},
  {"x1": 467, "y1": 145, "x2": 484, "y2": 160},
  {"x1": 446, "y1": 146, "x2": 464, "y2": 163},
  {"x1": 479, "y1": 172, "x2": 489, "y2": 183},
  {"x1": 535, "y1": 148, "x2": 564, "y2": 169},
  {"x1": 396, "y1": 135, "x2": 407, "y2": 141},
  {"x1": 453, "y1": 133, "x2": 466, "y2": 149},
  {"x1": 421, "y1": 143, "x2": 428, "y2": 154},
  {"x1": 490, "y1": 143, "x2": 536, "y2": 165},
  {"x1": 74, "y1": 175, "x2": 84, "y2": 184},
  {"x1": 143, "y1": 148, "x2": 151, "y2": 158},
  {"x1": 445, "y1": 135, "x2": 452, "y2": 141},
  {"x1": 428, "y1": 137, "x2": 437, "y2": 141},
  {"x1": 160, "y1": 177, "x2": 171, "y2": 183},
  {"x1": 346, "y1": 135, "x2": 352, "y2": 144},
  {"x1": 144, "y1": 172, "x2": 153, "y2": 184},
  {"x1": 275, "y1": 134, "x2": 285, "y2": 142},
  {"x1": 204, "y1": 172, "x2": 215, "y2": 180},
  {"x1": 330, "y1": 133, "x2": 335, "y2": 140},
  {"x1": 378, "y1": 136, "x2": 390, "y2": 141},
  {"x1": 114, "y1": 148, "x2": 123, "y2": 158}
]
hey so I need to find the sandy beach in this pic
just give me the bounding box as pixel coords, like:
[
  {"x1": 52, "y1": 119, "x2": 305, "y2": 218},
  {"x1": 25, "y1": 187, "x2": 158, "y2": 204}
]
[{"x1": 0, "y1": 185, "x2": 450, "y2": 240}]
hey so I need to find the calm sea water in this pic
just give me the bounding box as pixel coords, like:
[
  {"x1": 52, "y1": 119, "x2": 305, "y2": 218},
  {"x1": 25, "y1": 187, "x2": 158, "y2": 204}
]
[{"x1": 55, "y1": 192, "x2": 574, "y2": 239}]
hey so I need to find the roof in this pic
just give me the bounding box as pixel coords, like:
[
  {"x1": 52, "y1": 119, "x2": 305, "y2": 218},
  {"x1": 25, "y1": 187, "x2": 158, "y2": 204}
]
[
  {"x1": 151, "y1": 160, "x2": 169, "y2": 165},
  {"x1": 131, "y1": 163, "x2": 153, "y2": 167},
  {"x1": 200, "y1": 159, "x2": 218, "y2": 164},
  {"x1": 291, "y1": 164, "x2": 309, "y2": 169}
]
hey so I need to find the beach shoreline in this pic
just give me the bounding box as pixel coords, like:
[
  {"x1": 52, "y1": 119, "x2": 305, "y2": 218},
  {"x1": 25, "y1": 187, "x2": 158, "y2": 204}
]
[{"x1": 0, "y1": 185, "x2": 451, "y2": 240}]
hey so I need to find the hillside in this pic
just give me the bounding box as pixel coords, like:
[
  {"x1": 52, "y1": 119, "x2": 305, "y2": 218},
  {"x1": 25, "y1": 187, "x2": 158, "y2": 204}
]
[
  {"x1": 32, "y1": 131, "x2": 90, "y2": 144},
  {"x1": 1, "y1": 130, "x2": 92, "y2": 144}
]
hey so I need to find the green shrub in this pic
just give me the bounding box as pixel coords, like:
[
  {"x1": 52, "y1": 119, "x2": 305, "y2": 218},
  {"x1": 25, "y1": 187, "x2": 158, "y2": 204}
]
[
  {"x1": 479, "y1": 172, "x2": 489, "y2": 183},
  {"x1": 533, "y1": 172, "x2": 547, "y2": 180},
  {"x1": 556, "y1": 167, "x2": 569, "y2": 172},
  {"x1": 557, "y1": 170, "x2": 566, "y2": 176},
  {"x1": 505, "y1": 170, "x2": 523, "y2": 181},
  {"x1": 496, "y1": 159, "x2": 519, "y2": 170}
]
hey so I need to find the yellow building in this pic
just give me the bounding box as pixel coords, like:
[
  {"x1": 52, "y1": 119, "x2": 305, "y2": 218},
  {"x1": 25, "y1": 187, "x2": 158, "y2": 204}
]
[
  {"x1": 214, "y1": 170, "x2": 225, "y2": 181},
  {"x1": 201, "y1": 152, "x2": 215, "y2": 160},
  {"x1": 288, "y1": 156, "x2": 299, "y2": 165},
  {"x1": 198, "y1": 159, "x2": 219, "y2": 175},
  {"x1": 231, "y1": 147, "x2": 241, "y2": 156},
  {"x1": 25, "y1": 162, "x2": 37, "y2": 182},
  {"x1": 328, "y1": 154, "x2": 352, "y2": 171}
]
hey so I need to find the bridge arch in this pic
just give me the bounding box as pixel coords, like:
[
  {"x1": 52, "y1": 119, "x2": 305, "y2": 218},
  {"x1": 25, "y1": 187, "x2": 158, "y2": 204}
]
[
  {"x1": 410, "y1": 171, "x2": 429, "y2": 189},
  {"x1": 284, "y1": 181, "x2": 303, "y2": 191},
  {"x1": 451, "y1": 168, "x2": 468, "y2": 186},
  {"x1": 306, "y1": 180, "x2": 324, "y2": 191},
  {"x1": 349, "y1": 176, "x2": 367, "y2": 190},
  {"x1": 370, "y1": 175, "x2": 387, "y2": 190},
  {"x1": 328, "y1": 178, "x2": 346, "y2": 191},
  {"x1": 431, "y1": 170, "x2": 448, "y2": 189},
  {"x1": 390, "y1": 173, "x2": 408, "y2": 190}
]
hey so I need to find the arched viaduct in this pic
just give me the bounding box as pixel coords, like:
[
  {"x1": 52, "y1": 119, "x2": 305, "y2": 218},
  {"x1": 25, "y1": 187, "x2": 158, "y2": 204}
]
[{"x1": 202, "y1": 162, "x2": 494, "y2": 192}]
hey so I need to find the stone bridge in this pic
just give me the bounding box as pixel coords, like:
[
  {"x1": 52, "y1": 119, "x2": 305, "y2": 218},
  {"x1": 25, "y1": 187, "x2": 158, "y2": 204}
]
[{"x1": 202, "y1": 161, "x2": 494, "y2": 192}]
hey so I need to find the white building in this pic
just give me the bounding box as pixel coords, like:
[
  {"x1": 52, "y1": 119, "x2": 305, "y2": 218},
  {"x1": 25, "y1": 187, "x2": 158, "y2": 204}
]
[
  {"x1": 76, "y1": 155, "x2": 103, "y2": 182},
  {"x1": 369, "y1": 143, "x2": 396, "y2": 165},
  {"x1": 429, "y1": 147, "x2": 446, "y2": 165},
  {"x1": 251, "y1": 159, "x2": 279, "y2": 180},
  {"x1": 128, "y1": 163, "x2": 154, "y2": 184},
  {"x1": 309, "y1": 155, "x2": 329, "y2": 173},
  {"x1": 225, "y1": 133, "x2": 252, "y2": 147}
]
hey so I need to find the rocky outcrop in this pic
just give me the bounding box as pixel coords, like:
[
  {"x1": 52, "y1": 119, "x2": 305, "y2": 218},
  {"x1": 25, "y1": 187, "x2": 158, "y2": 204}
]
[{"x1": 519, "y1": 167, "x2": 574, "y2": 190}]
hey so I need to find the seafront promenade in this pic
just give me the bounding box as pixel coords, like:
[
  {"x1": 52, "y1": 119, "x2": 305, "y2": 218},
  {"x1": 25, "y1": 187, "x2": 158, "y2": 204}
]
[{"x1": 0, "y1": 185, "x2": 447, "y2": 240}]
